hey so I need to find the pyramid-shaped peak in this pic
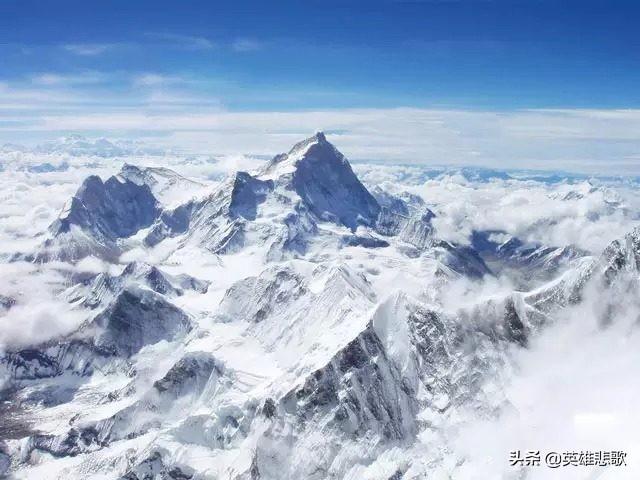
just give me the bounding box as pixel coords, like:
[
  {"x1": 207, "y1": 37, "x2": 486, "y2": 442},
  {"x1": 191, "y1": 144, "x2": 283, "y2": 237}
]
[
  {"x1": 262, "y1": 131, "x2": 344, "y2": 178},
  {"x1": 259, "y1": 132, "x2": 380, "y2": 231},
  {"x1": 286, "y1": 131, "x2": 331, "y2": 157}
]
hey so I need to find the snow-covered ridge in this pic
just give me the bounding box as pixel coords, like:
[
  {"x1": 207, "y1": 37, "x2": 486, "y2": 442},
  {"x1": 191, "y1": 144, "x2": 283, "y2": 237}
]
[{"x1": 34, "y1": 132, "x2": 472, "y2": 266}]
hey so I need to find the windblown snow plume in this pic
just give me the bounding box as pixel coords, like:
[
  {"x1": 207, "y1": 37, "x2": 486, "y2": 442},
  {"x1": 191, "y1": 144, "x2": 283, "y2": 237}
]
[{"x1": 0, "y1": 133, "x2": 639, "y2": 479}]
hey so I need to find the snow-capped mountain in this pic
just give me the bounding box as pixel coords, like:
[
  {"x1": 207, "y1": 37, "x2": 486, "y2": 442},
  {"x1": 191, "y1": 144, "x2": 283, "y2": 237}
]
[{"x1": 0, "y1": 133, "x2": 639, "y2": 479}]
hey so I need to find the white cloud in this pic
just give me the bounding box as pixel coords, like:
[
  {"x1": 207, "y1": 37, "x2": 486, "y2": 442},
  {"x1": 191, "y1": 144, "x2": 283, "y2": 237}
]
[
  {"x1": 231, "y1": 38, "x2": 263, "y2": 52},
  {"x1": 0, "y1": 262, "x2": 88, "y2": 350},
  {"x1": 63, "y1": 43, "x2": 115, "y2": 56},
  {"x1": 2, "y1": 92, "x2": 640, "y2": 174},
  {"x1": 9, "y1": 108, "x2": 639, "y2": 175},
  {"x1": 145, "y1": 33, "x2": 215, "y2": 50},
  {"x1": 132, "y1": 73, "x2": 185, "y2": 87},
  {"x1": 31, "y1": 71, "x2": 108, "y2": 86},
  {"x1": 450, "y1": 275, "x2": 640, "y2": 479},
  {"x1": 407, "y1": 177, "x2": 640, "y2": 252}
]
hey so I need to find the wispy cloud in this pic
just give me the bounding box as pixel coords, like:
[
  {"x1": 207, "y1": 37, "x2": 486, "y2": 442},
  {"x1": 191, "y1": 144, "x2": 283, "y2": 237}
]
[
  {"x1": 63, "y1": 43, "x2": 116, "y2": 56},
  {"x1": 145, "y1": 33, "x2": 215, "y2": 50},
  {"x1": 132, "y1": 73, "x2": 186, "y2": 87},
  {"x1": 2, "y1": 78, "x2": 640, "y2": 175},
  {"x1": 231, "y1": 38, "x2": 263, "y2": 52},
  {"x1": 31, "y1": 71, "x2": 108, "y2": 86}
]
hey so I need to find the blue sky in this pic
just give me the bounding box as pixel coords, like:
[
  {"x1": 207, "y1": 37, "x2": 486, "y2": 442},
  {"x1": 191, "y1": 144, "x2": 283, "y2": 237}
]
[
  {"x1": 2, "y1": 0, "x2": 640, "y2": 109},
  {"x1": 1, "y1": 0, "x2": 640, "y2": 172}
]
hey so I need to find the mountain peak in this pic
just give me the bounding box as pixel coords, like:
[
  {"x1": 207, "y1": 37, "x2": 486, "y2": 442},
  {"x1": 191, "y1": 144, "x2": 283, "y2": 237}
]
[
  {"x1": 284, "y1": 131, "x2": 330, "y2": 159},
  {"x1": 48, "y1": 173, "x2": 160, "y2": 252},
  {"x1": 262, "y1": 132, "x2": 340, "y2": 178},
  {"x1": 260, "y1": 132, "x2": 380, "y2": 230},
  {"x1": 294, "y1": 130, "x2": 327, "y2": 146}
]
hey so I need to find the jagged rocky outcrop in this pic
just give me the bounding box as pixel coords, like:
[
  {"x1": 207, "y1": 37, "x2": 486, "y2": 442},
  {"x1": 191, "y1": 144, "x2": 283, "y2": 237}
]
[
  {"x1": 228, "y1": 228, "x2": 639, "y2": 479},
  {"x1": 370, "y1": 185, "x2": 425, "y2": 217},
  {"x1": 375, "y1": 195, "x2": 489, "y2": 276},
  {"x1": 38, "y1": 174, "x2": 160, "y2": 261},
  {"x1": 65, "y1": 261, "x2": 209, "y2": 309},
  {"x1": 153, "y1": 351, "x2": 221, "y2": 397},
  {"x1": 24, "y1": 352, "x2": 221, "y2": 458},
  {"x1": 478, "y1": 226, "x2": 640, "y2": 339},
  {"x1": 599, "y1": 226, "x2": 640, "y2": 280},
  {"x1": 248, "y1": 293, "x2": 509, "y2": 479},
  {"x1": 1, "y1": 340, "x2": 117, "y2": 381},
  {"x1": 119, "y1": 163, "x2": 207, "y2": 206},
  {"x1": 472, "y1": 230, "x2": 587, "y2": 284},
  {"x1": 143, "y1": 170, "x2": 280, "y2": 254},
  {"x1": 52, "y1": 175, "x2": 159, "y2": 242},
  {"x1": 427, "y1": 241, "x2": 491, "y2": 278},
  {"x1": 120, "y1": 451, "x2": 194, "y2": 480},
  {"x1": 35, "y1": 164, "x2": 206, "y2": 262},
  {"x1": 1, "y1": 286, "x2": 191, "y2": 387},
  {"x1": 89, "y1": 286, "x2": 191, "y2": 357},
  {"x1": 376, "y1": 205, "x2": 434, "y2": 240}
]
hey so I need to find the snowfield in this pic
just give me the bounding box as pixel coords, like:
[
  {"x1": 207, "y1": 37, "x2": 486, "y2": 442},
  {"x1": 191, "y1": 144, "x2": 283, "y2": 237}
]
[{"x1": 1, "y1": 133, "x2": 639, "y2": 479}]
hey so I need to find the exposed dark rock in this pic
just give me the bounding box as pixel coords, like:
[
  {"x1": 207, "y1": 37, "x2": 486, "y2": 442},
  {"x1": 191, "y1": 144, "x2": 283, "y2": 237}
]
[
  {"x1": 229, "y1": 172, "x2": 273, "y2": 221},
  {"x1": 261, "y1": 398, "x2": 277, "y2": 419},
  {"x1": 0, "y1": 295, "x2": 15, "y2": 311},
  {"x1": 283, "y1": 324, "x2": 416, "y2": 440},
  {"x1": 341, "y1": 234, "x2": 389, "y2": 249},
  {"x1": 92, "y1": 287, "x2": 191, "y2": 357},
  {"x1": 153, "y1": 352, "x2": 220, "y2": 396},
  {"x1": 503, "y1": 298, "x2": 528, "y2": 347},
  {"x1": 50, "y1": 175, "x2": 160, "y2": 242},
  {"x1": 120, "y1": 451, "x2": 193, "y2": 480}
]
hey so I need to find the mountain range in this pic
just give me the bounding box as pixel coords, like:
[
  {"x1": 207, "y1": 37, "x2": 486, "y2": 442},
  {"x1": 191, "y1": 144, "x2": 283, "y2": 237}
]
[{"x1": 0, "y1": 133, "x2": 638, "y2": 479}]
